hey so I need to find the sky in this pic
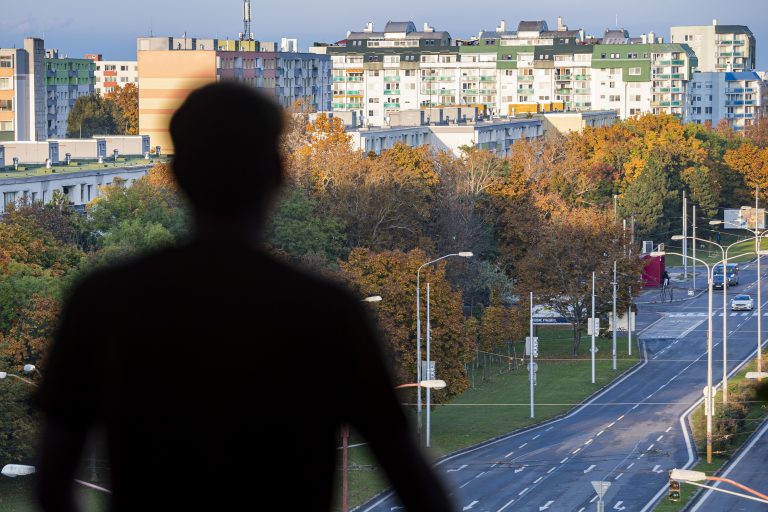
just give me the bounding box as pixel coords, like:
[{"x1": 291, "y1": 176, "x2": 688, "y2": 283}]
[{"x1": 1, "y1": 0, "x2": 766, "y2": 69}]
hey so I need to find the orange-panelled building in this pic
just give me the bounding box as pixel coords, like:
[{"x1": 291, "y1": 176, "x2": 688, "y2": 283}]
[{"x1": 137, "y1": 37, "x2": 332, "y2": 154}]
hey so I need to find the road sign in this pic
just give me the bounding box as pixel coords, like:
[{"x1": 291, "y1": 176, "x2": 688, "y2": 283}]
[
  {"x1": 421, "y1": 361, "x2": 436, "y2": 381},
  {"x1": 591, "y1": 480, "x2": 611, "y2": 498},
  {"x1": 525, "y1": 337, "x2": 539, "y2": 357},
  {"x1": 702, "y1": 386, "x2": 714, "y2": 415},
  {"x1": 588, "y1": 318, "x2": 600, "y2": 335},
  {"x1": 531, "y1": 305, "x2": 570, "y2": 325}
]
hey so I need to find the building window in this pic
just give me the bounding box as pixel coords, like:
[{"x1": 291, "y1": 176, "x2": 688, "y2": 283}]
[
  {"x1": 0, "y1": 56, "x2": 13, "y2": 68},
  {"x1": 3, "y1": 191, "x2": 16, "y2": 207},
  {"x1": 609, "y1": 82, "x2": 615, "y2": 88},
  {"x1": 705, "y1": 107, "x2": 712, "y2": 113},
  {"x1": 0, "y1": 99, "x2": 12, "y2": 111},
  {"x1": 0, "y1": 77, "x2": 10, "y2": 89},
  {"x1": 629, "y1": 67, "x2": 641, "y2": 76},
  {"x1": 609, "y1": 95, "x2": 621, "y2": 102}
]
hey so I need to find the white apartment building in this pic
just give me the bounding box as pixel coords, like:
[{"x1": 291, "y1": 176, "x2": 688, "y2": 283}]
[
  {"x1": 684, "y1": 71, "x2": 766, "y2": 131},
  {"x1": 326, "y1": 20, "x2": 698, "y2": 124},
  {"x1": 671, "y1": 21, "x2": 756, "y2": 72},
  {"x1": 86, "y1": 54, "x2": 138, "y2": 96}
]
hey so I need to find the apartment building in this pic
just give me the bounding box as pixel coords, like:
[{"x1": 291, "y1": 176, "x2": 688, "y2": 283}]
[
  {"x1": 671, "y1": 21, "x2": 755, "y2": 72},
  {"x1": 86, "y1": 54, "x2": 138, "y2": 96},
  {"x1": 684, "y1": 71, "x2": 766, "y2": 131},
  {"x1": 0, "y1": 38, "x2": 46, "y2": 142},
  {"x1": 137, "y1": 36, "x2": 332, "y2": 153},
  {"x1": 45, "y1": 50, "x2": 95, "y2": 138},
  {"x1": 325, "y1": 20, "x2": 697, "y2": 124}
]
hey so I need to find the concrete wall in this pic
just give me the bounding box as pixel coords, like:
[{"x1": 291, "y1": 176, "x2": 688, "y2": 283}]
[
  {"x1": 1, "y1": 141, "x2": 59, "y2": 164},
  {"x1": 95, "y1": 135, "x2": 151, "y2": 156},
  {"x1": 52, "y1": 138, "x2": 106, "y2": 160}
]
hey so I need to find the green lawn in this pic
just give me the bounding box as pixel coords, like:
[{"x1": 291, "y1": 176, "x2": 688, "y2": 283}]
[
  {"x1": 0, "y1": 476, "x2": 108, "y2": 512},
  {"x1": 336, "y1": 327, "x2": 640, "y2": 510},
  {"x1": 653, "y1": 350, "x2": 768, "y2": 511}
]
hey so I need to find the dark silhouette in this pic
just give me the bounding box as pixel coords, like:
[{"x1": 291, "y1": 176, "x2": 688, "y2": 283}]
[{"x1": 36, "y1": 83, "x2": 455, "y2": 511}]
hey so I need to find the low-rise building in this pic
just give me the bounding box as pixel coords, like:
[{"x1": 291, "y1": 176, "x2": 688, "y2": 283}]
[{"x1": 540, "y1": 110, "x2": 618, "y2": 135}]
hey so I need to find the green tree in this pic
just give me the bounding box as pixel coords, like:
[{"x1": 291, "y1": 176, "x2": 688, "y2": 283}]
[
  {"x1": 66, "y1": 94, "x2": 119, "y2": 138},
  {"x1": 620, "y1": 159, "x2": 677, "y2": 240}
]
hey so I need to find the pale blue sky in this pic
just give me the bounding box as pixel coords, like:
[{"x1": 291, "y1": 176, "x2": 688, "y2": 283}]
[{"x1": 1, "y1": 0, "x2": 766, "y2": 68}]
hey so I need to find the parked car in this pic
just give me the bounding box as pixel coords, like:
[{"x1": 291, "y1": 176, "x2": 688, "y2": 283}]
[{"x1": 731, "y1": 294, "x2": 754, "y2": 311}]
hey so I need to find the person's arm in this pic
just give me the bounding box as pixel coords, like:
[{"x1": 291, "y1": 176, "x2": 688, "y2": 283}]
[{"x1": 342, "y1": 302, "x2": 456, "y2": 511}]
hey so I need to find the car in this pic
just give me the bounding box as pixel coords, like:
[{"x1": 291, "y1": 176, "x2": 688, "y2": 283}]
[
  {"x1": 713, "y1": 263, "x2": 740, "y2": 289},
  {"x1": 731, "y1": 294, "x2": 754, "y2": 311}
]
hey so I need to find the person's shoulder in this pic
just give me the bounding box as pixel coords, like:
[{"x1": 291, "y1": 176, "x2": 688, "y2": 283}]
[{"x1": 263, "y1": 253, "x2": 361, "y2": 307}]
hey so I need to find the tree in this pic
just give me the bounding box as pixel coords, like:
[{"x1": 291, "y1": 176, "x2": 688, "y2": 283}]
[
  {"x1": 516, "y1": 209, "x2": 640, "y2": 355},
  {"x1": 339, "y1": 248, "x2": 474, "y2": 402},
  {"x1": 0, "y1": 376, "x2": 39, "y2": 464},
  {"x1": 1, "y1": 294, "x2": 61, "y2": 371},
  {"x1": 724, "y1": 143, "x2": 768, "y2": 197},
  {"x1": 66, "y1": 94, "x2": 119, "y2": 138},
  {"x1": 620, "y1": 159, "x2": 677, "y2": 240},
  {"x1": 105, "y1": 83, "x2": 139, "y2": 135}
]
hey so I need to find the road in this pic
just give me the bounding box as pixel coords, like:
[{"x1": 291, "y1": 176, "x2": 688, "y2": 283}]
[
  {"x1": 687, "y1": 416, "x2": 768, "y2": 511},
  {"x1": 360, "y1": 260, "x2": 768, "y2": 512}
]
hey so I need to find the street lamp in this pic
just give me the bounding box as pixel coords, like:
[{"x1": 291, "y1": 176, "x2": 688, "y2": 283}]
[
  {"x1": 672, "y1": 232, "x2": 761, "y2": 404},
  {"x1": 656, "y1": 250, "x2": 714, "y2": 464},
  {"x1": 415, "y1": 251, "x2": 472, "y2": 445},
  {"x1": 670, "y1": 469, "x2": 768, "y2": 504}
]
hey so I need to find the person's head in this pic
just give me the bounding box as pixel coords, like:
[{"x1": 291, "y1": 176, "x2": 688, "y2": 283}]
[{"x1": 170, "y1": 81, "x2": 284, "y2": 228}]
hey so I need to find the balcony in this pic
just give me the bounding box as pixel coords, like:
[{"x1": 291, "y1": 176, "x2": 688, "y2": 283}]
[
  {"x1": 574, "y1": 74, "x2": 591, "y2": 80},
  {"x1": 555, "y1": 88, "x2": 573, "y2": 94},
  {"x1": 479, "y1": 89, "x2": 497, "y2": 94},
  {"x1": 726, "y1": 88, "x2": 755, "y2": 94},
  {"x1": 462, "y1": 89, "x2": 479, "y2": 94},
  {"x1": 384, "y1": 76, "x2": 401, "y2": 82},
  {"x1": 719, "y1": 52, "x2": 744, "y2": 57},
  {"x1": 347, "y1": 77, "x2": 363, "y2": 82},
  {"x1": 727, "y1": 112, "x2": 754, "y2": 119},
  {"x1": 651, "y1": 100, "x2": 682, "y2": 107},
  {"x1": 517, "y1": 75, "x2": 535, "y2": 81},
  {"x1": 346, "y1": 90, "x2": 363, "y2": 96},
  {"x1": 573, "y1": 88, "x2": 591, "y2": 94},
  {"x1": 725, "y1": 100, "x2": 755, "y2": 106},
  {"x1": 555, "y1": 75, "x2": 573, "y2": 82},
  {"x1": 479, "y1": 76, "x2": 496, "y2": 82},
  {"x1": 421, "y1": 76, "x2": 437, "y2": 81},
  {"x1": 656, "y1": 87, "x2": 683, "y2": 93},
  {"x1": 332, "y1": 77, "x2": 345, "y2": 82},
  {"x1": 438, "y1": 76, "x2": 455, "y2": 81},
  {"x1": 657, "y1": 60, "x2": 685, "y2": 66},
  {"x1": 383, "y1": 89, "x2": 400, "y2": 95},
  {"x1": 383, "y1": 102, "x2": 400, "y2": 108},
  {"x1": 654, "y1": 74, "x2": 682, "y2": 79}
]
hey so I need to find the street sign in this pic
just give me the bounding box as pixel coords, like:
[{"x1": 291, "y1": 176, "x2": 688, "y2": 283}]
[
  {"x1": 587, "y1": 318, "x2": 600, "y2": 335},
  {"x1": 525, "y1": 337, "x2": 539, "y2": 357},
  {"x1": 591, "y1": 480, "x2": 611, "y2": 498},
  {"x1": 703, "y1": 386, "x2": 714, "y2": 415},
  {"x1": 531, "y1": 305, "x2": 570, "y2": 325},
  {"x1": 421, "y1": 361, "x2": 436, "y2": 381}
]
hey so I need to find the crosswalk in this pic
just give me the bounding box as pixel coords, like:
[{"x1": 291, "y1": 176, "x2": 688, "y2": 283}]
[{"x1": 665, "y1": 311, "x2": 764, "y2": 317}]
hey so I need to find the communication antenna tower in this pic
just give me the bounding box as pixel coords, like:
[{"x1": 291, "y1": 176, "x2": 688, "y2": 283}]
[{"x1": 241, "y1": 0, "x2": 253, "y2": 41}]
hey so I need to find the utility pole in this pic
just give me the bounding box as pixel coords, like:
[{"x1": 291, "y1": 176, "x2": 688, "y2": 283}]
[
  {"x1": 591, "y1": 272, "x2": 596, "y2": 384},
  {"x1": 529, "y1": 291, "x2": 535, "y2": 418},
  {"x1": 628, "y1": 286, "x2": 633, "y2": 356},
  {"x1": 683, "y1": 191, "x2": 688, "y2": 280},
  {"x1": 612, "y1": 261, "x2": 617, "y2": 371},
  {"x1": 757, "y1": 185, "x2": 763, "y2": 375},
  {"x1": 693, "y1": 205, "x2": 697, "y2": 290}
]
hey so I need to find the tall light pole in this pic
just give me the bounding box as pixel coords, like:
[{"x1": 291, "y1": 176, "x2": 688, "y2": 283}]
[
  {"x1": 612, "y1": 261, "x2": 617, "y2": 371},
  {"x1": 660, "y1": 250, "x2": 714, "y2": 464},
  {"x1": 674, "y1": 231, "x2": 763, "y2": 404},
  {"x1": 416, "y1": 252, "x2": 472, "y2": 443},
  {"x1": 529, "y1": 291, "x2": 534, "y2": 418},
  {"x1": 591, "y1": 271, "x2": 596, "y2": 384}
]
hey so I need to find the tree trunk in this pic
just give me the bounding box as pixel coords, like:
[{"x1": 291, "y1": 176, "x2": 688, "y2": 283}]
[{"x1": 572, "y1": 324, "x2": 582, "y2": 357}]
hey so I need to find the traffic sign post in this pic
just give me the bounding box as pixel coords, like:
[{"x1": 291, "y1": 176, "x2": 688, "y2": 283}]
[
  {"x1": 525, "y1": 336, "x2": 539, "y2": 357},
  {"x1": 421, "y1": 361, "x2": 436, "y2": 381},
  {"x1": 591, "y1": 480, "x2": 611, "y2": 512}
]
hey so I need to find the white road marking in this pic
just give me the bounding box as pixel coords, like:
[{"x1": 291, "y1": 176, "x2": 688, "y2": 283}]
[
  {"x1": 617, "y1": 415, "x2": 625, "y2": 421},
  {"x1": 547, "y1": 467, "x2": 557, "y2": 474},
  {"x1": 496, "y1": 498, "x2": 515, "y2": 512},
  {"x1": 546, "y1": 427, "x2": 554, "y2": 432},
  {"x1": 632, "y1": 404, "x2": 639, "y2": 410},
  {"x1": 519, "y1": 443, "x2": 528, "y2": 448},
  {"x1": 584, "y1": 465, "x2": 596, "y2": 474},
  {"x1": 504, "y1": 451, "x2": 514, "y2": 458},
  {"x1": 607, "y1": 422, "x2": 616, "y2": 428},
  {"x1": 666, "y1": 427, "x2": 672, "y2": 432},
  {"x1": 560, "y1": 457, "x2": 569, "y2": 464},
  {"x1": 596, "y1": 430, "x2": 604, "y2": 437},
  {"x1": 647, "y1": 444, "x2": 655, "y2": 451},
  {"x1": 652, "y1": 465, "x2": 664, "y2": 474},
  {"x1": 591, "y1": 495, "x2": 599, "y2": 503},
  {"x1": 463, "y1": 500, "x2": 479, "y2": 510},
  {"x1": 474, "y1": 471, "x2": 486, "y2": 479},
  {"x1": 585, "y1": 439, "x2": 593, "y2": 446},
  {"x1": 514, "y1": 466, "x2": 526, "y2": 474},
  {"x1": 447, "y1": 464, "x2": 468, "y2": 473},
  {"x1": 539, "y1": 500, "x2": 555, "y2": 511},
  {"x1": 534, "y1": 476, "x2": 543, "y2": 484},
  {"x1": 626, "y1": 462, "x2": 635, "y2": 469},
  {"x1": 614, "y1": 501, "x2": 627, "y2": 511},
  {"x1": 615, "y1": 472, "x2": 623, "y2": 480},
  {"x1": 519, "y1": 488, "x2": 529, "y2": 496},
  {"x1": 656, "y1": 435, "x2": 664, "y2": 442}
]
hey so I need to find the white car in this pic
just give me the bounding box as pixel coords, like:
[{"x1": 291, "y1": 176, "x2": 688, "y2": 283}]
[{"x1": 731, "y1": 295, "x2": 754, "y2": 311}]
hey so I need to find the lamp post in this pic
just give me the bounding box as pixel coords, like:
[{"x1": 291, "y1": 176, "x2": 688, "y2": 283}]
[
  {"x1": 673, "y1": 231, "x2": 763, "y2": 404},
  {"x1": 415, "y1": 252, "x2": 472, "y2": 444},
  {"x1": 655, "y1": 250, "x2": 714, "y2": 464}
]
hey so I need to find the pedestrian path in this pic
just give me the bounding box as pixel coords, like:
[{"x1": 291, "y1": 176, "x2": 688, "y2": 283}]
[{"x1": 664, "y1": 311, "x2": 766, "y2": 317}]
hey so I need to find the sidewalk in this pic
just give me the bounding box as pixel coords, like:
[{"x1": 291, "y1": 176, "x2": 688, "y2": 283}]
[{"x1": 635, "y1": 266, "x2": 706, "y2": 305}]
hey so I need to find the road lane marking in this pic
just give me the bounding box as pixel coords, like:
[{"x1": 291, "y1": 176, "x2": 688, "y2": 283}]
[
  {"x1": 666, "y1": 427, "x2": 672, "y2": 432},
  {"x1": 474, "y1": 472, "x2": 486, "y2": 479},
  {"x1": 656, "y1": 435, "x2": 664, "y2": 442},
  {"x1": 547, "y1": 467, "x2": 557, "y2": 474},
  {"x1": 560, "y1": 457, "x2": 569, "y2": 463},
  {"x1": 615, "y1": 472, "x2": 623, "y2": 480},
  {"x1": 647, "y1": 444, "x2": 655, "y2": 451},
  {"x1": 585, "y1": 439, "x2": 593, "y2": 446},
  {"x1": 496, "y1": 498, "x2": 515, "y2": 512},
  {"x1": 539, "y1": 500, "x2": 555, "y2": 510},
  {"x1": 617, "y1": 415, "x2": 625, "y2": 421},
  {"x1": 591, "y1": 495, "x2": 599, "y2": 503},
  {"x1": 533, "y1": 434, "x2": 540, "y2": 440},
  {"x1": 447, "y1": 464, "x2": 468, "y2": 473},
  {"x1": 584, "y1": 465, "x2": 596, "y2": 474},
  {"x1": 607, "y1": 422, "x2": 616, "y2": 428},
  {"x1": 519, "y1": 443, "x2": 528, "y2": 448},
  {"x1": 534, "y1": 476, "x2": 543, "y2": 483},
  {"x1": 519, "y1": 488, "x2": 529, "y2": 496},
  {"x1": 463, "y1": 500, "x2": 479, "y2": 510},
  {"x1": 572, "y1": 448, "x2": 581, "y2": 454},
  {"x1": 504, "y1": 451, "x2": 514, "y2": 458},
  {"x1": 627, "y1": 462, "x2": 635, "y2": 469}
]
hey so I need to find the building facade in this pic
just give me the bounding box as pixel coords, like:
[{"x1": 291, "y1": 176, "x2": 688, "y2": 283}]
[
  {"x1": 0, "y1": 38, "x2": 46, "y2": 142},
  {"x1": 45, "y1": 50, "x2": 95, "y2": 138},
  {"x1": 325, "y1": 20, "x2": 697, "y2": 125},
  {"x1": 86, "y1": 54, "x2": 138, "y2": 96},
  {"x1": 137, "y1": 36, "x2": 332, "y2": 153},
  {"x1": 684, "y1": 71, "x2": 766, "y2": 131},
  {"x1": 670, "y1": 21, "x2": 756, "y2": 72}
]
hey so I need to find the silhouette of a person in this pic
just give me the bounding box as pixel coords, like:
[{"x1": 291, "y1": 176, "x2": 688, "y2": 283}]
[
  {"x1": 662, "y1": 270, "x2": 670, "y2": 287},
  {"x1": 35, "y1": 82, "x2": 455, "y2": 512}
]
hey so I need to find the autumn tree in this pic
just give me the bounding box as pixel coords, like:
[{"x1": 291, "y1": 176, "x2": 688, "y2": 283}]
[
  {"x1": 724, "y1": 143, "x2": 768, "y2": 197},
  {"x1": 105, "y1": 83, "x2": 139, "y2": 135},
  {"x1": 516, "y1": 209, "x2": 641, "y2": 355},
  {"x1": 339, "y1": 248, "x2": 474, "y2": 402},
  {"x1": 1, "y1": 294, "x2": 61, "y2": 371}
]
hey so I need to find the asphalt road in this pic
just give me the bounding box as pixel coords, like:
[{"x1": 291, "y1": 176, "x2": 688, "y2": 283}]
[
  {"x1": 360, "y1": 259, "x2": 768, "y2": 512},
  {"x1": 687, "y1": 416, "x2": 768, "y2": 511}
]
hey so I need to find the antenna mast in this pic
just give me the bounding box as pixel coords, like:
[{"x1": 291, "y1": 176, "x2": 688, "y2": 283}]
[{"x1": 241, "y1": 0, "x2": 252, "y2": 41}]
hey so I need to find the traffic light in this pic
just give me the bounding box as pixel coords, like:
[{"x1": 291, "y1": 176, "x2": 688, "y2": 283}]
[{"x1": 668, "y1": 477, "x2": 681, "y2": 502}]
